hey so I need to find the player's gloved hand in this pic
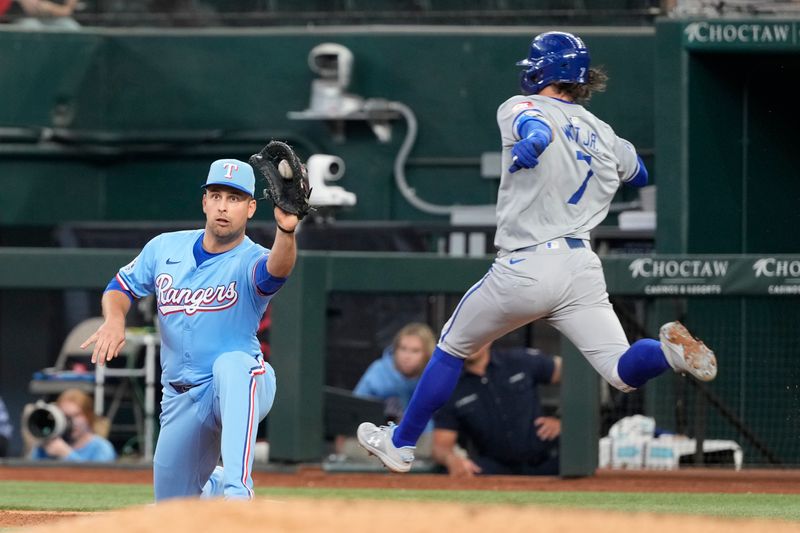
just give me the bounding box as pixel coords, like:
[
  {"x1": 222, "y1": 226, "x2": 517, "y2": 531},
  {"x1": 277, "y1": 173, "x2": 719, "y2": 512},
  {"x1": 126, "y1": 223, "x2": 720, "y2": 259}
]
[{"x1": 509, "y1": 131, "x2": 550, "y2": 173}]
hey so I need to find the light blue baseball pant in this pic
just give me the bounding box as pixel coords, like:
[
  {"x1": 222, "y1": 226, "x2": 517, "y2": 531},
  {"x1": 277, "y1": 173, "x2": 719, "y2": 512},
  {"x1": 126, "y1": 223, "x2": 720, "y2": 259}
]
[{"x1": 153, "y1": 352, "x2": 276, "y2": 501}]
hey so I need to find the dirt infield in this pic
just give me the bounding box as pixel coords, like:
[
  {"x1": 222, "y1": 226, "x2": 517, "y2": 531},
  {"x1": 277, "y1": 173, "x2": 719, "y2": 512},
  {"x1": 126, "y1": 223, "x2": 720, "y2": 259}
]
[
  {"x1": 2, "y1": 466, "x2": 799, "y2": 531},
  {"x1": 11, "y1": 498, "x2": 800, "y2": 533}
]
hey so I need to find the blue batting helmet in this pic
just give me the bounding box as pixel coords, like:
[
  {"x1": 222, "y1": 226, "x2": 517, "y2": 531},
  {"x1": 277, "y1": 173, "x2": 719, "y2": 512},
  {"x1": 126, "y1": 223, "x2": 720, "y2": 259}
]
[{"x1": 517, "y1": 31, "x2": 590, "y2": 95}]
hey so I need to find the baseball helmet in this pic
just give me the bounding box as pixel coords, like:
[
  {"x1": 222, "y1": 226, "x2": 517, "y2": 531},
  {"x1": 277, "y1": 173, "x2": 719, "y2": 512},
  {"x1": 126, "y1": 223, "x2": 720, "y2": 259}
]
[{"x1": 517, "y1": 31, "x2": 590, "y2": 95}]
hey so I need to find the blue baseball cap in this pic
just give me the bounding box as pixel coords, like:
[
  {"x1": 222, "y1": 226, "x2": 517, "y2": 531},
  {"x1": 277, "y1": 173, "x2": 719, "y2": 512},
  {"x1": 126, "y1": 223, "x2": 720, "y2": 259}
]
[{"x1": 202, "y1": 158, "x2": 255, "y2": 197}]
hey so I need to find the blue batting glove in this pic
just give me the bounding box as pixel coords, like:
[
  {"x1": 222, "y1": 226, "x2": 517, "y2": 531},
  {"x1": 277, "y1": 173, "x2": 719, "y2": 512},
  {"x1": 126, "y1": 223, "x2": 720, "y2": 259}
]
[
  {"x1": 508, "y1": 131, "x2": 549, "y2": 173},
  {"x1": 509, "y1": 154, "x2": 537, "y2": 173}
]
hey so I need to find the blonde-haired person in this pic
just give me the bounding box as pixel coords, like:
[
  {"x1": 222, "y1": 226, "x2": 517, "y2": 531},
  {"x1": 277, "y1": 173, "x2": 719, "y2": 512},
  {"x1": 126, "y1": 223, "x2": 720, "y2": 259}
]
[
  {"x1": 354, "y1": 323, "x2": 435, "y2": 424},
  {"x1": 30, "y1": 389, "x2": 116, "y2": 462}
]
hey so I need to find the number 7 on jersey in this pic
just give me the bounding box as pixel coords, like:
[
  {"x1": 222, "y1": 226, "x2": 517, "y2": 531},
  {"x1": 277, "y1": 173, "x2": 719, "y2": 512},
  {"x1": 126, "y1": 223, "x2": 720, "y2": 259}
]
[{"x1": 567, "y1": 150, "x2": 594, "y2": 205}]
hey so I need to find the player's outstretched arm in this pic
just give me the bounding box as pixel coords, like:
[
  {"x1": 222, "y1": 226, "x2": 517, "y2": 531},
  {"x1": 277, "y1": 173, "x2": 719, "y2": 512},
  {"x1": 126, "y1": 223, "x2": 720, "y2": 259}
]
[
  {"x1": 80, "y1": 290, "x2": 131, "y2": 366},
  {"x1": 267, "y1": 206, "x2": 298, "y2": 278}
]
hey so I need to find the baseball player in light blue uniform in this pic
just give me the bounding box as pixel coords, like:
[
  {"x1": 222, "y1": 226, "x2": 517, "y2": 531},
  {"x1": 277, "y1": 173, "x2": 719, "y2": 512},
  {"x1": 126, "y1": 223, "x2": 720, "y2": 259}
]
[
  {"x1": 82, "y1": 157, "x2": 300, "y2": 499},
  {"x1": 358, "y1": 31, "x2": 718, "y2": 472}
]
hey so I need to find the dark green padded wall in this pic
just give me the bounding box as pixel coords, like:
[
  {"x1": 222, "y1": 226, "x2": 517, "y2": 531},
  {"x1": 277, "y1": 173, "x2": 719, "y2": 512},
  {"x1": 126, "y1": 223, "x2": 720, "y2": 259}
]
[
  {"x1": 687, "y1": 53, "x2": 745, "y2": 254},
  {"x1": 0, "y1": 28, "x2": 654, "y2": 225},
  {"x1": 0, "y1": 32, "x2": 104, "y2": 127},
  {"x1": 652, "y1": 19, "x2": 800, "y2": 465},
  {"x1": 744, "y1": 54, "x2": 800, "y2": 253},
  {"x1": 657, "y1": 20, "x2": 800, "y2": 254},
  {"x1": 686, "y1": 53, "x2": 800, "y2": 254}
]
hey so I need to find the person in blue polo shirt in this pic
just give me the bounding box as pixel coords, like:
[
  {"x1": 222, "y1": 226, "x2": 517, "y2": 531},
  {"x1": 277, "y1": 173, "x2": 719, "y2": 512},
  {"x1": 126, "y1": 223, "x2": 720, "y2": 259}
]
[{"x1": 432, "y1": 342, "x2": 561, "y2": 476}]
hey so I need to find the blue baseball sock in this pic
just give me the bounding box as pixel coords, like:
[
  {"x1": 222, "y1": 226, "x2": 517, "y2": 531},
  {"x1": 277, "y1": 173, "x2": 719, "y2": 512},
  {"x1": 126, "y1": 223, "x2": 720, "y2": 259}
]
[
  {"x1": 617, "y1": 338, "x2": 670, "y2": 389},
  {"x1": 392, "y1": 347, "x2": 464, "y2": 448}
]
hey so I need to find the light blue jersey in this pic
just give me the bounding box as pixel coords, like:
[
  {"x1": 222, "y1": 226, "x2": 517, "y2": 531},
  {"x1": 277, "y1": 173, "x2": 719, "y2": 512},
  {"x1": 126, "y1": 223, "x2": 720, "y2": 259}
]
[
  {"x1": 116, "y1": 229, "x2": 274, "y2": 388},
  {"x1": 114, "y1": 228, "x2": 279, "y2": 501}
]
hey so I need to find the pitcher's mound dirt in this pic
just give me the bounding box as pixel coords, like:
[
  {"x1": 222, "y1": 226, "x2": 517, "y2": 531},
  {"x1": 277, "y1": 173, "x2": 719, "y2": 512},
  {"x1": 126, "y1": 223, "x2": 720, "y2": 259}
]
[{"x1": 17, "y1": 498, "x2": 800, "y2": 533}]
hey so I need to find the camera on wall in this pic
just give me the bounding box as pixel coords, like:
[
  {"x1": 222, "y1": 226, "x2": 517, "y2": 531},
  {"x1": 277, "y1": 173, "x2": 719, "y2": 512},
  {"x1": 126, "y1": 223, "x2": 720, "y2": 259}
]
[
  {"x1": 307, "y1": 43, "x2": 363, "y2": 117},
  {"x1": 21, "y1": 401, "x2": 73, "y2": 444},
  {"x1": 309, "y1": 42, "x2": 353, "y2": 90},
  {"x1": 306, "y1": 154, "x2": 356, "y2": 207},
  {"x1": 309, "y1": 154, "x2": 344, "y2": 183},
  {"x1": 289, "y1": 42, "x2": 400, "y2": 143}
]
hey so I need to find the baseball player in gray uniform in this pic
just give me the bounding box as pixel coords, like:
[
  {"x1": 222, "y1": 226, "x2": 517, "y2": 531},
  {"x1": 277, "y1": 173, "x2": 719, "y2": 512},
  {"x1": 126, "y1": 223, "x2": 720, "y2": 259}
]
[{"x1": 358, "y1": 31, "x2": 718, "y2": 472}]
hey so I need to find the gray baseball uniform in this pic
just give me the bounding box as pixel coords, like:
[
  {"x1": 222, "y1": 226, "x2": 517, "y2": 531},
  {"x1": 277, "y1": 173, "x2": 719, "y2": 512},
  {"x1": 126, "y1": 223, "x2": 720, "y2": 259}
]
[
  {"x1": 438, "y1": 95, "x2": 642, "y2": 391},
  {"x1": 495, "y1": 95, "x2": 639, "y2": 250}
]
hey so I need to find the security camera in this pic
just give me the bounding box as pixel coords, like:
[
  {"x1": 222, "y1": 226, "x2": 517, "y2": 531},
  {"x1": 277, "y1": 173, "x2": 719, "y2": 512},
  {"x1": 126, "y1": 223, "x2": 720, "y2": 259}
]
[
  {"x1": 308, "y1": 154, "x2": 345, "y2": 183},
  {"x1": 308, "y1": 43, "x2": 354, "y2": 89},
  {"x1": 307, "y1": 43, "x2": 362, "y2": 117},
  {"x1": 306, "y1": 154, "x2": 356, "y2": 207},
  {"x1": 288, "y1": 43, "x2": 399, "y2": 143}
]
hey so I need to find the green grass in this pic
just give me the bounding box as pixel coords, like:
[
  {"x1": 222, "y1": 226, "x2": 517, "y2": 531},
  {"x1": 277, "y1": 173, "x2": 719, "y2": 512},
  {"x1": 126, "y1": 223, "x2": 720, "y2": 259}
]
[
  {"x1": 1, "y1": 482, "x2": 799, "y2": 521},
  {"x1": 0, "y1": 482, "x2": 152, "y2": 511}
]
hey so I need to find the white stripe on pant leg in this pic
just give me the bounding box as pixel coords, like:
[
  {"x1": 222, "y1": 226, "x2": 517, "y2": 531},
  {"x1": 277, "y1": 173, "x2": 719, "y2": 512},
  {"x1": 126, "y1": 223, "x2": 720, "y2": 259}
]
[
  {"x1": 240, "y1": 376, "x2": 257, "y2": 499},
  {"x1": 240, "y1": 356, "x2": 266, "y2": 498}
]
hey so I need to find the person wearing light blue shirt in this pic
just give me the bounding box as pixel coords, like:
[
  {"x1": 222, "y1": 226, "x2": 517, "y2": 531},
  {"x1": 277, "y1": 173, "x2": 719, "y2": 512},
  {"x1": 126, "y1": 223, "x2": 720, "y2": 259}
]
[{"x1": 354, "y1": 323, "x2": 435, "y2": 429}]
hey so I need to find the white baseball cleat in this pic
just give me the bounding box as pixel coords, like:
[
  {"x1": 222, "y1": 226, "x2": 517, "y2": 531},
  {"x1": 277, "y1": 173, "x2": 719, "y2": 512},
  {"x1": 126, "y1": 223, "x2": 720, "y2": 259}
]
[
  {"x1": 660, "y1": 321, "x2": 718, "y2": 382},
  {"x1": 357, "y1": 421, "x2": 415, "y2": 473}
]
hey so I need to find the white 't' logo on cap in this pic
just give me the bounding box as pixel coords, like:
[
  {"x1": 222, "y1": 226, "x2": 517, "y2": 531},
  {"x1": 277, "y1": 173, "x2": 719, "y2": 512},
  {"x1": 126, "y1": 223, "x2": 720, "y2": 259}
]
[{"x1": 222, "y1": 162, "x2": 239, "y2": 178}]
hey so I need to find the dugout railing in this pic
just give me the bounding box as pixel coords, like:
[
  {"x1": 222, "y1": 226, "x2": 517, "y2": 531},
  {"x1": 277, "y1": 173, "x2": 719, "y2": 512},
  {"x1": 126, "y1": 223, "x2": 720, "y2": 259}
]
[{"x1": 1, "y1": 249, "x2": 798, "y2": 474}]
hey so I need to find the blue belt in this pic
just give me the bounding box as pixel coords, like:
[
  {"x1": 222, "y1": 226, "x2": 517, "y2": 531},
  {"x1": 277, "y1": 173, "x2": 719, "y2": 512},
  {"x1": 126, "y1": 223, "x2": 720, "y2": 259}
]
[
  {"x1": 564, "y1": 237, "x2": 586, "y2": 249},
  {"x1": 514, "y1": 237, "x2": 586, "y2": 253}
]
